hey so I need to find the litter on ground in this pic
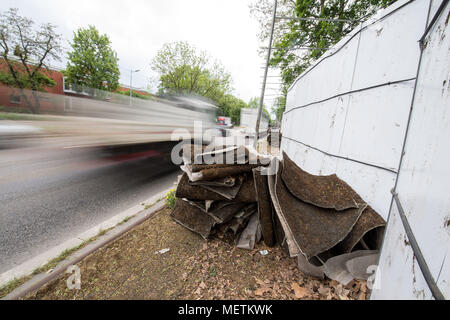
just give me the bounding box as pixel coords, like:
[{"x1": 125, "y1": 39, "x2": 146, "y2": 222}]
[{"x1": 155, "y1": 248, "x2": 170, "y2": 254}]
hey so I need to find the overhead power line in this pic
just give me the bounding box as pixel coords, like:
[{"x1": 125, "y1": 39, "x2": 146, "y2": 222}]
[
  {"x1": 275, "y1": 16, "x2": 355, "y2": 23},
  {"x1": 261, "y1": 45, "x2": 328, "y2": 51}
]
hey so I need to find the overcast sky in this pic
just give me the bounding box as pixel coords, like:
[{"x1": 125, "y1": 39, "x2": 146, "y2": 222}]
[{"x1": 1, "y1": 0, "x2": 282, "y2": 108}]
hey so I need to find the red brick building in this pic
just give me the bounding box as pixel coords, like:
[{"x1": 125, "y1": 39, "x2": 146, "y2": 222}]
[
  {"x1": 0, "y1": 59, "x2": 65, "y2": 112},
  {"x1": 116, "y1": 86, "x2": 152, "y2": 97},
  {"x1": 0, "y1": 58, "x2": 153, "y2": 113}
]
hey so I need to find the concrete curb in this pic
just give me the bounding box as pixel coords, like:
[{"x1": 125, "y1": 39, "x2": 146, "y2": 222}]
[{"x1": 1, "y1": 188, "x2": 173, "y2": 300}]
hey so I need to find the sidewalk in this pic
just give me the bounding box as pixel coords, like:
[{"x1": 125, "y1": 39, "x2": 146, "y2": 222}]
[{"x1": 22, "y1": 206, "x2": 368, "y2": 300}]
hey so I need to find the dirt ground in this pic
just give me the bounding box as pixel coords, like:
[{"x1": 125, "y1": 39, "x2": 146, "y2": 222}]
[{"x1": 26, "y1": 207, "x2": 368, "y2": 300}]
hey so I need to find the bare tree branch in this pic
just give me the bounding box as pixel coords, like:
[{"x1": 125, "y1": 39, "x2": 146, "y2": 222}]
[{"x1": 0, "y1": 8, "x2": 62, "y2": 112}]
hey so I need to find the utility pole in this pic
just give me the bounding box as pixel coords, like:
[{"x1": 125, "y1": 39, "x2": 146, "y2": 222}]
[
  {"x1": 129, "y1": 69, "x2": 140, "y2": 105},
  {"x1": 254, "y1": 0, "x2": 277, "y2": 148}
]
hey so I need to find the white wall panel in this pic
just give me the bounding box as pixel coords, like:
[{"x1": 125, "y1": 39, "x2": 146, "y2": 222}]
[
  {"x1": 282, "y1": 0, "x2": 425, "y2": 217},
  {"x1": 283, "y1": 96, "x2": 348, "y2": 156},
  {"x1": 286, "y1": 38, "x2": 359, "y2": 111},
  {"x1": 338, "y1": 81, "x2": 415, "y2": 170},
  {"x1": 374, "y1": 1, "x2": 450, "y2": 298},
  {"x1": 351, "y1": 0, "x2": 429, "y2": 90},
  {"x1": 282, "y1": 0, "x2": 449, "y2": 299},
  {"x1": 371, "y1": 203, "x2": 433, "y2": 299}
]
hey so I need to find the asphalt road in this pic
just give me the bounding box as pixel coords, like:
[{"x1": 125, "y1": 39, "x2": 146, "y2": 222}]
[{"x1": 0, "y1": 139, "x2": 180, "y2": 273}]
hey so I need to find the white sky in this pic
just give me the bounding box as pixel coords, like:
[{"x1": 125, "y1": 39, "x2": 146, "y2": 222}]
[{"x1": 1, "y1": 0, "x2": 282, "y2": 108}]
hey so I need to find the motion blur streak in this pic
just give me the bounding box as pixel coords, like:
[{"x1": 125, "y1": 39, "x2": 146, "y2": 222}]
[
  {"x1": 0, "y1": 86, "x2": 220, "y2": 148},
  {"x1": 0, "y1": 86, "x2": 221, "y2": 272}
]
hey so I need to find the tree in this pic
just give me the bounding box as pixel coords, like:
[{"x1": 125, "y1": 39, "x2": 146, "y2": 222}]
[
  {"x1": 247, "y1": 96, "x2": 271, "y2": 120},
  {"x1": 250, "y1": 0, "x2": 297, "y2": 49},
  {"x1": 0, "y1": 8, "x2": 62, "y2": 113},
  {"x1": 217, "y1": 94, "x2": 247, "y2": 125},
  {"x1": 270, "y1": 0, "x2": 397, "y2": 85},
  {"x1": 250, "y1": 0, "x2": 397, "y2": 121},
  {"x1": 151, "y1": 41, "x2": 232, "y2": 103},
  {"x1": 247, "y1": 97, "x2": 259, "y2": 109},
  {"x1": 273, "y1": 87, "x2": 287, "y2": 122},
  {"x1": 65, "y1": 26, "x2": 120, "y2": 92}
]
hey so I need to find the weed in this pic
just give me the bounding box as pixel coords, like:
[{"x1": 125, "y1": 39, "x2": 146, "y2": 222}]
[
  {"x1": 119, "y1": 216, "x2": 132, "y2": 225},
  {"x1": 165, "y1": 188, "x2": 177, "y2": 209}
]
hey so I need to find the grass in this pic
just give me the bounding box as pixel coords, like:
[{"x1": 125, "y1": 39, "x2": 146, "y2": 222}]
[
  {"x1": 0, "y1": 105, "x2": 32, "y2": 114},
  {"x1": 0, "y1": 228, "x2": 107, "y2": 299},
  {"x1": 0, "y1": 111, "x2": 52, "y2": 121},
  {"x1": 0, "y1": 277, "x2": 32, "y2": 299},
  {"x1": 0, "y1": 112, "x2": 38, "y2": 121},
  {"x1": 118, "y1": 216, "x2": 132, "y2": 225},
  {"x1": 116, "y1": 90, "x2": 153, "y2": 100},
  {"x1": 0, "y1": 196, "x2": 167, "y2": 299},
  {"x1": 26, "y1": 208, "x2": 368, "y2": 300},
  {"x1": 144, "y1": 194, "x2": 167, "y2": 210}
]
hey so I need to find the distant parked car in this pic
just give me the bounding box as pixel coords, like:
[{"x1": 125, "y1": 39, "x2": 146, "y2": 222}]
[
  {"x1": 217, "y1": 116, "x2": 233, "y2": 136},
  {"x1": 217, "y1": 116, "x2": 233, "y2": 128}
]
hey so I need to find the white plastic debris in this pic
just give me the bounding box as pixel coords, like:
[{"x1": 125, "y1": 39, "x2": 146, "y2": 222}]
[
  {"x1": 259, "y1": 250, "x2": 269, "y2": 256},
  {"x1": 155, "y1": 248, "x2": 170, "y2": 254}
]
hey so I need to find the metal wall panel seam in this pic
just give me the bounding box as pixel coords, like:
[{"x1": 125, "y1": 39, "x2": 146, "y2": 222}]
[
  {"x1": 419, "y1": 0, "x2": 449, "y2": 49},
  {"x1": 284, "y1": 78, "x2": 416, "y2": 115},
  {"x1": 370, "y1": 0, "x2": 435, "y2": 299},
  {"x1": 335, "y1": 23, "x2": 363, "y2": 173},
  {"x1": 391, "y1": 190, "x2": 445, "y2": 300},
  {"x1": 282, "y1": 135, "x2": 398, "y2": 174}
]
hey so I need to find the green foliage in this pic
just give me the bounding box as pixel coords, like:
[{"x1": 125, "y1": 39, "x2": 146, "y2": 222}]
[
  {"x1": 251, "y1": 0, "x2": 396, "y2": 117},
  {"x1": 152, "y1": 41, "x2": 249, "y2": 123},
  {"x1": 33, "y1": 72, "x2": 56, "y2": 87},
  {"x1": 247, "y1": 96, "x2": 271, "y2": 122},
  {"x1": 65, "y1": 25, "x2": 120, "y2": 91},
  {"x1": 0, "y1": 112, "x2": 45, "y2": 120},
  {"x1": 116, "y1": 90, "x2": 151, "y2": 100},
  {"x1": 0, "y1": 69, "x2": 55, "y2": 89},
  {"x1": 216, "y1": 94, "x2": 247, "y2": 125},
  {"x1": 274, "y1": 90, "x2": 287, "y2": 122},
  {"x1": 152, "y1": 41, "x2": 232, "y2": 103},
  {"x1": 165, "y1": 188, "x2": 177, "y2": 209},
  {"x1": 268, "y1": 0, "x2": 397, "y2": 87},
  {"x1": 0, "y1": 8, "x2": 62, "y2": 113},
  {"x1": 0, "y1": 71, "x2": 15, "y2": 86},
  {"x1": 247, "y1": 97, "x2": 259, "y2": 109}
]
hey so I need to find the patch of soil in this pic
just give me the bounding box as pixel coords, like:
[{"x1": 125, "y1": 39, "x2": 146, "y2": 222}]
[{"x1": 26, "y1": 208, "x2": 368, "y2": 300}]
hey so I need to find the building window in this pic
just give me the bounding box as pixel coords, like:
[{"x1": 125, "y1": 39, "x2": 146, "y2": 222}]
[
  {"x1": 63, "y1": 77, "x2": 70, "y2": 91},
  {"x1": 63, "y1": 77, "x2": 92, "y2": 96},
  {"x1": 10, "y1": 94, "x2": 21, "y2": 104}
]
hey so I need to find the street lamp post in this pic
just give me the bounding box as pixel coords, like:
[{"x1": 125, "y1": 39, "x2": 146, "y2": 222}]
[
  {"x1": 129, "y1": 69, "x2": 140, "y2": 105},
  {"x1": 254, "y1": 0, "x2": 277, "y2": 147}
]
